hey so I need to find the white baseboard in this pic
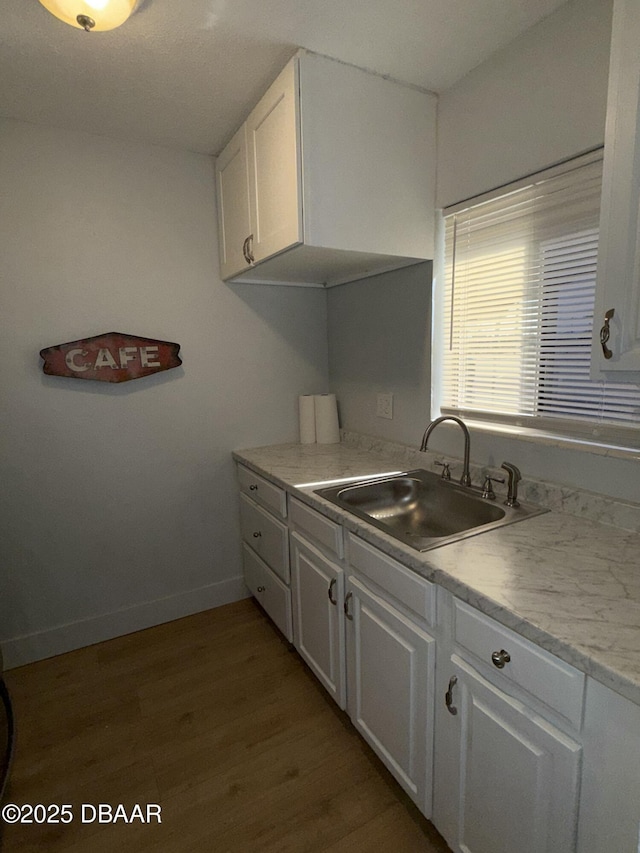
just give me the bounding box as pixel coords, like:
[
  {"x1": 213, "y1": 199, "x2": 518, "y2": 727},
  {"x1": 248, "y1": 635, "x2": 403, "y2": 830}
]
[{"x1": 1, "y1": 577, "x2": 251, "y2": 669}]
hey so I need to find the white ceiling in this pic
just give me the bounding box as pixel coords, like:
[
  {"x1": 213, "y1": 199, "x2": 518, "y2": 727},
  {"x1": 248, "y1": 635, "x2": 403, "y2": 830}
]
[{"x1": 1, "y1": 0, "x2": 568, "y2": 155}]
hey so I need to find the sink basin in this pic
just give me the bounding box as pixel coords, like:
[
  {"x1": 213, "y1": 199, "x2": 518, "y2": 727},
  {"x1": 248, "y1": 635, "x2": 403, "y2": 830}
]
[{"x1": 315, "y1": 468, "x2": 547, "y2": 551}]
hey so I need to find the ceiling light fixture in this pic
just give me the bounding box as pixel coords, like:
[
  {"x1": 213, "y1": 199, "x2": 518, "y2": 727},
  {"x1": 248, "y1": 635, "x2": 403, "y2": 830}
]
[{"x1": 37, "y1": 0, "x2": 138, "y2": 32}]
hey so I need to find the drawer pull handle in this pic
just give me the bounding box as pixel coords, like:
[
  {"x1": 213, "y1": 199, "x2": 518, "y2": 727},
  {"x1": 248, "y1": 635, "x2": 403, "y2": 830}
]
[
  {"x1": 343, "y1": 591, "x2": 353, "y2": 621},
  {"x1": 328, "y1": 578, "x2": 337, "y2": 606},
  {"x1": 491, "y1": 649, "x2": 511, "y2": 669},
  {"x1": 256, "y1": 585, "x2": 265, "y2": 592},
  {"x1": 445, "y1": 675, "x2": 458, "y2": 715},
  {"x1": 253, "y1": 531, "x2": 262, "y2": 539},
  {"x1": 249, "y1": 484, "x2": 258, "y2": 491}
]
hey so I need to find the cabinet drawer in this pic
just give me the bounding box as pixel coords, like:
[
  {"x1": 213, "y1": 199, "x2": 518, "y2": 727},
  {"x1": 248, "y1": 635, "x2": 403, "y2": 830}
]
[
  {"x1": 242, "y1": 544, "x2": 292, "y2": 642},
  {"x1": 290, "y1": 497, "x2": 343, "y2": 559},
  {"x1": 347, "y1": 533, "x2": 436, "y2": 626},
  {"x1": 453, "y1": 598, "x2": 585, "y2": 729},
  {"x1": 239, "y1": 494, "x2": 289, "y2": 583},
  {"x1": 237, "y1": 464, "x2": 287, "y2": 518}
]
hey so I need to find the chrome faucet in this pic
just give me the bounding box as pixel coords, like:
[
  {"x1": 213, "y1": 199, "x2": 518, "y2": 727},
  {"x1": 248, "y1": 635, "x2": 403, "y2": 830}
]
[{"x1": 420, "y1": 416, "x2": 472, "y2": 486}]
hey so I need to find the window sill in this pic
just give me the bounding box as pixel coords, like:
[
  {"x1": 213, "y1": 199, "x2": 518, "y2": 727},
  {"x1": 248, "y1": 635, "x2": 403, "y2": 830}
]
[{"x1": 461, "y1": 418, "x2": 640, "y2": 462}]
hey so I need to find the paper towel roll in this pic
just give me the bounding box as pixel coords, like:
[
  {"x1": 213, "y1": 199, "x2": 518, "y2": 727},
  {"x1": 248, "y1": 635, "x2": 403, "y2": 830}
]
[
  {"x1": 298, "y1": 395, "x2": 316, "y2": 444},
  {"x1": 315, "y1": 394, "x2": 340, "y2": 444}
]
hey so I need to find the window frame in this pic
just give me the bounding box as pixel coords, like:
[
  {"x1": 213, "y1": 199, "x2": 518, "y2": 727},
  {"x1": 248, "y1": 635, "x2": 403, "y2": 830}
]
[{"x1": 431, "y1": 149, "x2": 640, "y2": 454}]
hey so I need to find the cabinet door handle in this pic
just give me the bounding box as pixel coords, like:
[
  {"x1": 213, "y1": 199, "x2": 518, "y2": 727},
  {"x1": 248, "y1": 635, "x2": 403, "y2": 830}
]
[
  {"x1": 242, "y1": 236, "x2": 251, "y2": 264},
  {"x1": 491, "y1": 649, "x2": 511, "y2": 669},
  {"x1": 256, "y1": 585, "x2": 265, "y2": 592},
  {"x1": 252, "y1": 531, "x2": 262, "y2": 539},
  {"x1": 249, "y1": 484, "x2": 258, "y2": 491},
  {"x1": 328, "y1": 577, "x2": 337, "y2": 606},
  {"x1": 600, "y1": 308, "x2": 614, "y2": 359},
  {"x1": 247, "y1": 234, "x2": 255, "y2": 263},
  {"x1": 445, "y1": 675, "x2": 458, "y2": 715},
  {"x1": 343, "y1": 591, "x2": 353, "y2": 621}
]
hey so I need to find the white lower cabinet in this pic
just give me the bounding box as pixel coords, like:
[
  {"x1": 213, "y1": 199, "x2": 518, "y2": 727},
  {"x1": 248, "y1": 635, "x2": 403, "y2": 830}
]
[
  {"x1": 237, "y1": 465, "x2": 292, "y2": 642},
  {"x1": 345, "y1": 575, "x2": 436, "y2": 816},
  {"x1": 236, "y1": 465, "x2": 640, "y2": 852},
  {"x1": 242, "y1": 543, "x2": 293, "y2": 641},
  {"x1": 288, "y1": 514, "x2": 435, "y2": 815},
  {"x1": 290, "y1": 532, "x2": 346, "y2": 709},
  {"x1": 433, "y1": 654, "x2": 581, "y2": 853},
  {"x1": 577, "y1": 677, "x2": 640, "y2": 853},
  {"x1": 433, "y1": 591, "x2": 583, "y2": 853}
]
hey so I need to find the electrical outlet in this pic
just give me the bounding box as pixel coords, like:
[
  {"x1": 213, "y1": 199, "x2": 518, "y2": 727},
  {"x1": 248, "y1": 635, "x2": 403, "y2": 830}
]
[{"x1": 377, "y1": 392, "x2": 393, "y2": 419}]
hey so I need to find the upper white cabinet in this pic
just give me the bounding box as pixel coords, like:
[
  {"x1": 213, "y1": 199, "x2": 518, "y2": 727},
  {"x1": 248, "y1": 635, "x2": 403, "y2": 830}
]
[
  {"x1": 215, "y1": 50, "x2": 436, "y2": 287},
  {"x1": 591, "y1": 0, "x2": 640, "y2": 379},
  {"x1": 216, "y1": 124, "x2": 252, "y2": 281},
  {"x1": 245, "y1": 59, "x2": 301, "y2": 269},
  {"x1": 217, "y1": 63, "x2": 299, "y2": 282}
]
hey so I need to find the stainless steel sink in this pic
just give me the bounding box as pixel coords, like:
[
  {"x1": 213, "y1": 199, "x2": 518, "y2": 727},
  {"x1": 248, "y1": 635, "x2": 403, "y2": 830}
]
[{"x1": 315, "y1": 468, "x2": 547, "y2": 551}]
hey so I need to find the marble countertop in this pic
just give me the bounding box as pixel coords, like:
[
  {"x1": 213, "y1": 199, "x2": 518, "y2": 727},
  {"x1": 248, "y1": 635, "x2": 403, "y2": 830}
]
[{"x1": 234, "y1": 441, "x2": 640, "y2": 706}]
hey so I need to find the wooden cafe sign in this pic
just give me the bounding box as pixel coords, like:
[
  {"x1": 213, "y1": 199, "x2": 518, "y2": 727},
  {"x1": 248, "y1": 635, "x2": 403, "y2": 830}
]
[{"x1": 40, "y1": 332, "x2": 182, "y2": 383}]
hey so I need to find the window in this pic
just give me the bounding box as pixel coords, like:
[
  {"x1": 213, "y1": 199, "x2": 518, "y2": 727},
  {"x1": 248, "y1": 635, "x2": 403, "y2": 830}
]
[{"x1": 436, "y1": 151, "x2": 640, "y2": 450}]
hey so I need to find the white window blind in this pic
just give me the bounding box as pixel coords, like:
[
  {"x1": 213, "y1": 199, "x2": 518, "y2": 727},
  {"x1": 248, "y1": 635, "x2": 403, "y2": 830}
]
[{"x1": 440, "y1": 152, "x2": 640, "y2": 449}]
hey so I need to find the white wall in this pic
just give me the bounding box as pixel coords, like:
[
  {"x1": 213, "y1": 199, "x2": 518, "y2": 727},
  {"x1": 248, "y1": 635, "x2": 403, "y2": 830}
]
[
  {"x1": 0, "y1": 118, "x2": 329, "y2": 667},
  {"x1": 437, "y1": 0, "x2": 612, "y2": 207},
  {"x1": 328, "y1": 0, "x2": 640, "y2": 503},
  {"x1": 327, "y1": 263, "x2": 432, "y2": 445}
]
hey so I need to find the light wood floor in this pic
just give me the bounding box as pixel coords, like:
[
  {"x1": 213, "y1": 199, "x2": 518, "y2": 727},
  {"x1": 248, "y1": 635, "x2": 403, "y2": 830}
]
[{"x1": 2, "y1": 599, "x2": 451, "y2": 852}]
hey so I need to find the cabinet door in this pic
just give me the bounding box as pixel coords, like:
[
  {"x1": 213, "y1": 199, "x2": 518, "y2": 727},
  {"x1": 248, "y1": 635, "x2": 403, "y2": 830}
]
[
  {"x1": 578, "y1": 677, "x2": 640, "y2": 853},
  {"x1": 591, "y1": 0, "x2": 640, "y2": 379},
  {"x1": 216, "y1": 124, "x2": 251, "y2": 280},
  {"x1": 290, "y1": 533, "x2": 346, "y2": 709},
  {"x1": 246, "y1": 58, "x2": 302, "y2": 264},
  {"x1": 434, "y1": 655, "x2": 581, "y2": 853},
  {"x1": 346, "y1": 575, "x2": 435, "y2": 815}
]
